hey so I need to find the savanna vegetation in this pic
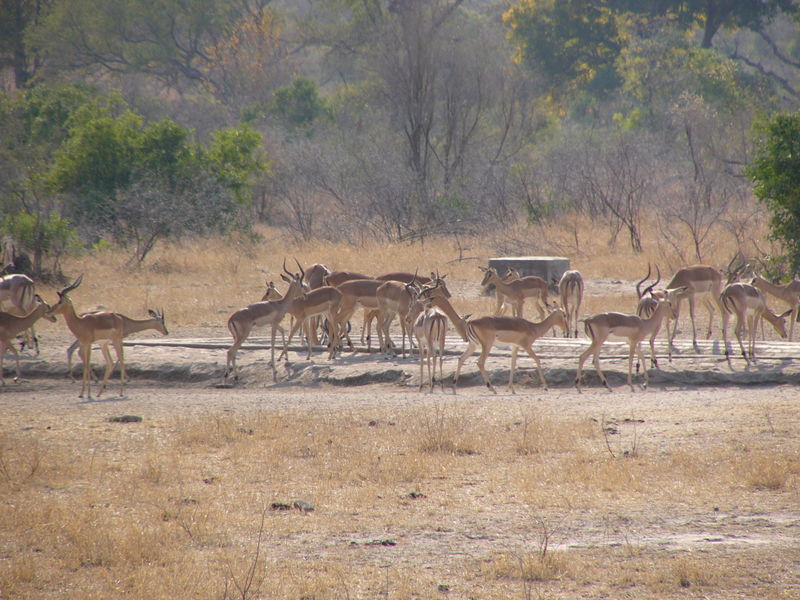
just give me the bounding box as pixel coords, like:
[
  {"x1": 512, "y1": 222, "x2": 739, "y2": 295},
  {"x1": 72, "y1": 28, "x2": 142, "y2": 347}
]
[{"x1": 1, "y1": 0, "x2": 800, "y2": 278}]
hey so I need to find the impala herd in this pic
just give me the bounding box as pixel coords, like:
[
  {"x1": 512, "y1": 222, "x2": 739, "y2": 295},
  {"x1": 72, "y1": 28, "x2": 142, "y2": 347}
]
[{"x1": 1, "y1": 256, "x2": 799, "y2": 398}]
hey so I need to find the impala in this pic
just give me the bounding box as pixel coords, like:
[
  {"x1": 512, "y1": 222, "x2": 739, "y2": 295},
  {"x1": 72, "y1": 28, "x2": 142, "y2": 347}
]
[
  {"x1": 49, "y1": 275, "x2": 128, "y2": 399},
  {"x1": 412, "y1": 292, "x2": 448, "y2": 392},
  {"x1": 67, "y1": 309, "x2": 168, "y2": 381},
  {"x1": 453, "y1": 308, "x2": 568, "y2": 394},
  {"x1": 635, "y1": 264, "x2": 674, "y2": 366},
  {"x1": 407, "y1": 285, "x2": 468, "y2": 343},
  {"x1": 0, "y1": 273, "x2": 38, "y2": 353},
  {"x1": 277, "y1": 285, "x2": 343, "y2": 361},
  {"x1": 479, "y1": 266, "x2": 550, "y2": 320},
  {"x1": 0, "y1": 295, "x2": 56, "y2": 385},
  {"x1": 377, "y1": 273, "x2": 450, "y2": 356},
  {"x1": 224, "y1": 262, "x2": 305, "y2": 382},
  {"x1": 664, "y1": 258, "x2": 746, "y2": 351},
  {"x1": 332, "y1": 278, "x2": 391, "y2": 351},
  {"x1": 720, "y1": 282, "x2": 790, "y2": 364},
  {"x1": 323, "y1": 270, "x2": 376, "y2": 347},
  {"x1": 750, "y1": 273, "x2": 800, "y2": 341},
  {"x1": 558, "y1": 270, "x2": 584, "y2": 338},
  {"x1": 575, "y1": 291, "x2": 683, "y2": 392}
]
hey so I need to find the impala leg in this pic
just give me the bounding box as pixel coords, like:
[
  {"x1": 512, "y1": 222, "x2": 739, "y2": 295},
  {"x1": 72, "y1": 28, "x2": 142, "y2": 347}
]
[
  {"x1": 687, "y1": 295, "x2": 700, "y2": 351},
  {"x1": 627, "y1": 342, "x2": 636, "y2": 392},
  {"x1": 476, "y1": 344, "x2": 496, "y2": 394},
  {"x1": 6, "y1": 339, "x2": 21, "y2": 383},
  {"x1": 112, "y1": 338, "x2": 125, "y2": 396},
  {"x1": 591, "y1": 346, "x2": 612, "y2": 392},
  {"x1": 634, "y1": 341, "x2": 648, "y2": 389},
  {"x1": 96, "y1": 343, "x2": 114, "y2": 397},
  {"x1": 453, "y1": 341, "x2": 477, "y2": 392},
  {"x1": 417, "y1": 340, "x2": 425, "y2": 391},
  {"x1": 81, "y1": 343, "x2": 92, "y2": 399},
  {"x1": 523, "y1": 344, "x2": 548, "y2": 390},
  {"x1": 427, "y1": 343, "x2": 435, "y2": 392},
  {"x1": 509, "y1": 347, "x2": 518, "y2": 394},
  {"x1": 734, "y1": 315, "x2": 748, "y2": 363}
]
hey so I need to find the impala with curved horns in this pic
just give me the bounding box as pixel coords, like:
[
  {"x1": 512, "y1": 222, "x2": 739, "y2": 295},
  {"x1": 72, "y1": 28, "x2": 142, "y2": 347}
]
[
  {"x1": 224, "y1": 260, "x2": 305, "y2": 382},
  {"x1": 575, "y1": 289, "x2": 684, "y2": 393},
  {"x1": 49, "y1": 275, "x2": 128, "y2": 399},
  {"x1": 635, "y1": 264, "x2": 674, "y2": 367}
]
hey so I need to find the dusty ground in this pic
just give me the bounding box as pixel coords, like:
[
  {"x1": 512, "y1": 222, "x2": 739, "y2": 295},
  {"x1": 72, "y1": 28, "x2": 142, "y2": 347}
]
[{"x1": 2, "y1": 282, "x2": 800, "y2": 598}]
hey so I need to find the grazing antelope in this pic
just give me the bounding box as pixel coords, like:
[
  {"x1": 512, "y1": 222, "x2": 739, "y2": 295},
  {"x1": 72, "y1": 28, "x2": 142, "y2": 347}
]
[
  {"x1": 0, "y1": 295, "x2": 56, "y2": 385},
  {"x1": 558, "y1": 270, "x2": 584, "y2": 338},
  {"x1": 575, "y1": 291, "x2": 683, "y2": 392},
  {"x1": 664, "y1": 258, "x2": 746, "y2": 351},
  {"x1": 750, "y1": 274, "x2": 800, "y2": 341},
  {"x1": 453, "y1": 309, "x2": 568, "y2": 394},
  {"x1": 67, "y1": 309, "x2": 168, "y2": 382},
  {"x1": 720, "y1": 283, "x2": 790, "y2": 364},
  {"x1": 49, "y1": 275, "x2": 128, "y2": 399},
  {"x1": 479, "y1": 266, "x2": 550, "y2": 320},
  {"x1": 0, "y1": 273, "x2": 39, "y2": 354},
  {"x1": 224, "y1": 261, "x2": 305, "y2": 382},
  {"x1": 412, "y1": 293, "x2": 449, "y2": 392}
]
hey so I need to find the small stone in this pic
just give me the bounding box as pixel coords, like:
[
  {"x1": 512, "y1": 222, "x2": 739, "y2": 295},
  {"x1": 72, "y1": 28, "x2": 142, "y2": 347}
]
[
  {"x1": 293, "y1": 500, "x2": 314, "y2": 512},
  {"x1": 107, "y1": 415, "x2": 142, "y2": 423}
]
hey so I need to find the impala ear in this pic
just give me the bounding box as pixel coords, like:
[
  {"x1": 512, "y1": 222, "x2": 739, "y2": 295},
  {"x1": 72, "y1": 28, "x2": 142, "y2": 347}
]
[{"x1": 148, "y1": 309, "x2": 157, "y2": 318}]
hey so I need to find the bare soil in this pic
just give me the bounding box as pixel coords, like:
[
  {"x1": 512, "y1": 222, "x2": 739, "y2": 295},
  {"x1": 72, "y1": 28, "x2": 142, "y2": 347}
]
[{"x1": 2, "y1": 296, "x2": 799, "y2": 599}]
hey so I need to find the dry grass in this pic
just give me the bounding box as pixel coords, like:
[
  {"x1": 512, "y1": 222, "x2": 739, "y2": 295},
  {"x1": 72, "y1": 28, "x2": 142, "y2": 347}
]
[
  {"x1": 1, "y1": 393, "x2": 798, "y2": 599},
  {"x1": 33, "y1": 212, "x2": 775, "y2": 328},
  {"x1": 4, "y1": 213, "x2": 798, "y2": 599}
]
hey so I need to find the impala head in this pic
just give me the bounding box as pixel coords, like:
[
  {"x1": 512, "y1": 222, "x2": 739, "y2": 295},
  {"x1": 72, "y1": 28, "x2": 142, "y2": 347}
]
[
  {"x1": 147, "y1": 308, "x2": 168, "y2": 335},
  {"x1": 261, "y1": 280, "x2": 282, "y2": 301},
  {"x1": 429, "y1": 270, "x2": 451, "y2": 299},
  {"x1": 34, "y1": 294, "x2": 57, "y2": 322},
  {"x1": 279, "y1": 259, "x2": 306, "y2": 299},
  {"x1": 550, "y1": 306, "x2": 568, "y2": 332},
  {"x1": 725, "y1": 254, "x2": 750, "y2": 285},
  {"x1": 773, "y1": 309, "x2": 792, "y2": 339},
  {"x1": 479, "y1": 266, "x2": 497, "y2": 287},
  {"x1": 48, "y1": 274, "x2": 83, "y2": 315}
]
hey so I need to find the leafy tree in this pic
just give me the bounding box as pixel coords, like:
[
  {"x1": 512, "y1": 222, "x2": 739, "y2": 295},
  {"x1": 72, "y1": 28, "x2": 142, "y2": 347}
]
[
  {"x1": 0, "y1": 84, "x2": 98, "y2": 277},
  {"x1": 1, "y1": 211, "x2": 80, "y2": 277},
  {"x1": 46, "y1": 99, "x2": 266, "y2": 261},
  {"x1": 747, "y1": 112, "x2": 800, "y2": 274},
  {"x1": 271, "y1": 77, "x2": 326, "y2": 129},
  {"x1": 504, "y1": 0, "x2": 623, "y2": 97}
]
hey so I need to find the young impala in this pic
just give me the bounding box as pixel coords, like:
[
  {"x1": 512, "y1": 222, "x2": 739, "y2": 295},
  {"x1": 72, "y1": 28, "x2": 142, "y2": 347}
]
[
  {"x1": 453, "y1": 308, "x2": 568, "y2": 394},
  {"x1": 558, "y1": 270, "x2": 584, "y2": 338},
  {"x1": 412, "y1": 289, "x2": 449, "y2": 392},
  {"x1": 0, "y1": 294, "x2": 56, "y2": 385}
]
